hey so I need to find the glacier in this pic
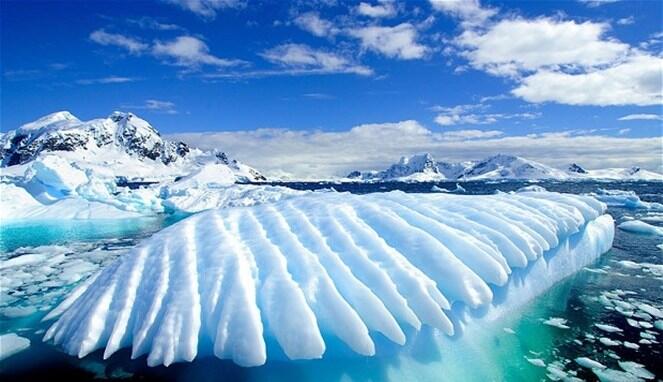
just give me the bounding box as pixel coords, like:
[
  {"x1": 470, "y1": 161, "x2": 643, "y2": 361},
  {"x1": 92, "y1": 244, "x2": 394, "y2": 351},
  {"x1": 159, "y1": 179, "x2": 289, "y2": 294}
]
[{"x1": 42, "y1": 190, "x2": 615, "y2": 368}]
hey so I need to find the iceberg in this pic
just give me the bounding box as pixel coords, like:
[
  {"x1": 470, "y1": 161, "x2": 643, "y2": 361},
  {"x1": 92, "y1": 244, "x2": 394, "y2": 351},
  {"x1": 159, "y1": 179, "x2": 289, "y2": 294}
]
[{"x1": 43, "y1": 191, "x2": 614, "y2": 368}]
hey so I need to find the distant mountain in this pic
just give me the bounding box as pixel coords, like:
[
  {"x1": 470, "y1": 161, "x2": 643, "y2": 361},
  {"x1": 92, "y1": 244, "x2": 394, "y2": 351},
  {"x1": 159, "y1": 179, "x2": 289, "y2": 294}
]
[
  {"x1": 347, "y1": 153, "x2": 663, "y2": 181},
  {"x1": 1, "y1": 111, "x2": 265, "y2": 183},
  {"x1": 347, "y1": 153, "x2": 469, "y2": 181}
]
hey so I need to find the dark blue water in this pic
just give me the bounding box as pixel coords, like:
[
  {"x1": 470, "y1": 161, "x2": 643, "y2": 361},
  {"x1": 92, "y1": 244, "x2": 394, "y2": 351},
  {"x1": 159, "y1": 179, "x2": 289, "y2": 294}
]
[{"x1": 1, "y1": 180, "x2": 661, "y2": 381}]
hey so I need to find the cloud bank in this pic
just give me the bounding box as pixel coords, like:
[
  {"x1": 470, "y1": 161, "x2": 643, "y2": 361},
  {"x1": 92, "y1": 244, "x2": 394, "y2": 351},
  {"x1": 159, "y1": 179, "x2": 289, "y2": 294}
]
[{"x1": 169, "y1": 120, "x2": 662, "y2": 179}]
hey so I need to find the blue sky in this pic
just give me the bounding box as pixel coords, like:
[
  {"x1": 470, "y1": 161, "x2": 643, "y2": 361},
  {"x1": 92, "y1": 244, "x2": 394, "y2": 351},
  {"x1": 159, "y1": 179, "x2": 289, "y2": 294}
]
[{"x1": 1, "y1": 0, "x2": 661, "y2": 177}]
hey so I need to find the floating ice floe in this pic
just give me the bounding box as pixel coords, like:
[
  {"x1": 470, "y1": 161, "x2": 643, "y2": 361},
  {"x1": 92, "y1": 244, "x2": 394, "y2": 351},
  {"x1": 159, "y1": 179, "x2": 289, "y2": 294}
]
[
  {"x1": 543, "y1": 317, "x2": 570, "y2": 329},
  {"x1": 593, "y1": 367, "x2": 646, "y2": 382},
  {"x1": 596, "y1": 323, "x2": 623, "y2": 333},
  {"x1": 618, "y1": 362, "x2": 655, "y2": 380},
  {"x1": 589, "y1": 189, "x2": 663, "y2": 210},
  {"x1": 617, "y1": 220, "x2": 663, "y2": 237},
  {"x1": 43, "y1": 191, "x2": 615, "y2": 367},
  {"x1": 575, "y1": 356, "x2": 606, "y2": 369},
  {"x1": 0, "y1": 333, "x2": 30, "y2": 362},
  {"x1": 430, "y1": 183, "x2": 465, "y2": 193}
]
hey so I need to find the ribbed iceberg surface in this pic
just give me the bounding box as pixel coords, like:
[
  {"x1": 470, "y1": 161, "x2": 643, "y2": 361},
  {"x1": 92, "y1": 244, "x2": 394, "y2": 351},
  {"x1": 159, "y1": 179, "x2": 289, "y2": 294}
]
[{"x1": 43, "y1": 191, "x2": 614, "y2": 367}]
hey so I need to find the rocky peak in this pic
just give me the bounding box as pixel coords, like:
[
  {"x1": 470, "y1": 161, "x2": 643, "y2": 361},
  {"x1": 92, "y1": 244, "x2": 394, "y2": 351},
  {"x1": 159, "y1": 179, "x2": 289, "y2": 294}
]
[{"x1": 567, "y1": 163, "x2": 588, "y2": 174}]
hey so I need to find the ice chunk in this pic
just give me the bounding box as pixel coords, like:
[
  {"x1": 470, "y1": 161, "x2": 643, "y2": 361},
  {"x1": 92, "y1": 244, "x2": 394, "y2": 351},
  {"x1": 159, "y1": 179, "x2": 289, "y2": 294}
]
[
  {"x1": 44, "y1": 191, "x2": 615, "y2": 367},
  {"x1": 596, "y1": 323, "x2": 623, "y2": 333},
  {"x1": 23, "y1": 155, "x2": 88, "y2": 201},
  {"x1": 516, "y1": 185, "x2": 547, "y2": 193},
  {"x1": 637, "y1": 303, "x2": 663, "y2": 319},
  {"x1": 618, "y1": 362, "x2": 655, "y2": 380},
  {"x1": 576, "y1": 356, "x2": 607, "y2": 369},
  {"x1": 594, "y1": 368, "x2": 646, "y2": 382},
  {"x1": 0, "y1": 333, "x2": 30, "y2": 361},
  {"x1": 590, "y1": 189, "x2": 663, "y2": 210},
  {"x1": 623, "y1": 341, "x2": 640, "y2": 350},
  {"x1": 600, "y1": 337, "x2": 621, "y2": 346},
  {"x1": 543, "y1": 317, "x2": 570, "y2": 329},
  {"x1": 618, "y1": 220, "x2": 663, "y2": 236},
  {"x1": 525, "y1": 357, "x2": 546, "y2": 367}
]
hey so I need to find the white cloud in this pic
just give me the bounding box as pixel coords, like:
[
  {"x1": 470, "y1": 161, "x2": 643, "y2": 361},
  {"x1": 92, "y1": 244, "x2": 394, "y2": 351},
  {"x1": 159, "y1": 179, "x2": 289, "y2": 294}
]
[
  {"x1": 439, "y1": 129, "x2": 504, "y2": 139},
  {"x1": 123, "y1": 99, "x2": 178, "y2": 114},
  {"x1": 432, "y1": 104, "x2": 540, "y2": 126},
  {"x1": 429, "y1": 0, "x2": 496, "y2": 26},
  {"x1": 357, "y1": 0, "x2": 397, "y2": 18},
  {"x1": 616, "y1": 16, "x2": 634, "y2": 26},
  {"x1": 578, "y1": 0, "x2": 620, "y2": 7},
  {"x1": 293, "y1": 12, "x2": 339, "y2": 37},
  {"x1": 513, "y1": 54, "x2": 663, "y2": 106},
  {"x1": 169, "y1": 121, "x2": 661, "y2": 178},
  {"x1": 618, "y1": 113, "x2": 663, "y2": 121},
  {"x1": 76, "y1": 76, "x2": 138, "y2": 85},
  {"x1": 260, "y1": 44, "x2": 373, "y2": 75},
  {"x1": 89, "y1": 30, "x2": 148, "y2": 54},
  {"x1": 348, "y1": 23, "x2": 428, "y2": 59},
  {"x1": 618, "y1": 128, "x2": 631, "y2": 135},
  {"x1": 457, "y1": 18, "x2": 629, "y2": 76},
  {"x1": 165, "y1": 0, "x2": 245, "y2": 19},
  {"x1": 129, "y1": 17, "x2": 184, "y2": 31},
  {"x1": 153, "y1": 36, "x2": 245, "y2": 68}
]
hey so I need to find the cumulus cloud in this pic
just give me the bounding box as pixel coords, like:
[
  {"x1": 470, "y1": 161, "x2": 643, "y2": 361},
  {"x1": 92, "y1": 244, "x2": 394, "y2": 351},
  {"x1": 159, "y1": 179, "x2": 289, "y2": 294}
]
[
  {"x1": 357, "y1": 0, "x2": 397, "y2": 18},
  {"x1": 457, "y1": 18, "x2": 629, "y2": 76},
  {"x1": 618, "y1": 113, "x2": 663, "y2": 121},
  {"x1": 89, "y1": 30, "x2": 148, "y2": 54},
  {"x1": 164, "y1": 0, "x2": 245, "y2": 19},
  {"x1": 429, "y1": 0, "x2": 496, "y2": 26},
  {"x1": 432, "y1": 104, "x2": 540, "y2": 126},
  {"x1": 168, "y1": 120, "x2": 661, "y2": 178},
  {"x1": 90, "y1": 30, "x2": 245, "y2": 71},
  {"x1": 260, "y1": 43, "x2": 373, "y2": 75},
  {"x1": 348, "y1": 23, "x2": 428, "y2": 59},
  {"x1": 153, "y1": 36, "x2": 246, "y2": 68},
  {"x1": 512, "y1": 54, "x2": 663, "y2": 106}
]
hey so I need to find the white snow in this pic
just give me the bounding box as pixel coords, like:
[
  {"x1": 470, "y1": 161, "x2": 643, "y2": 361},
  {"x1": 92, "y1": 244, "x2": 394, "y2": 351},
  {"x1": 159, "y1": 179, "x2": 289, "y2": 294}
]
[
  {"x1": 0, "y1": 333, "x2": 31, "y2": 361},
  {"x1": 44, "y1": 190, "x2": 615, "y2": 367},
  {"x1": 618, "y1": 220, "x2": 663, "y2": 236}
]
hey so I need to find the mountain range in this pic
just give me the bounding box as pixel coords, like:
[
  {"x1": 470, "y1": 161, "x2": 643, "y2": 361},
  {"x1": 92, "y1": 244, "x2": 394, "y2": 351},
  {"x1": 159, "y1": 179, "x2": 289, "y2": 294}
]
[
  {"x1": 347, "y1": 153, "x2": 663, "y2": 181},
  {"x1": 0, "y1": 111, "x2": 265, "y2": 183}
]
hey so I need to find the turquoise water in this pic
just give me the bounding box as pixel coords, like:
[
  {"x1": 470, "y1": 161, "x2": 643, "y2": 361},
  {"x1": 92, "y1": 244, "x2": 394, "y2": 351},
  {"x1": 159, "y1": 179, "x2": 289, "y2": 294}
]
[{"x1": 0, "y1": 181, "x2": 660, "y2": 381}]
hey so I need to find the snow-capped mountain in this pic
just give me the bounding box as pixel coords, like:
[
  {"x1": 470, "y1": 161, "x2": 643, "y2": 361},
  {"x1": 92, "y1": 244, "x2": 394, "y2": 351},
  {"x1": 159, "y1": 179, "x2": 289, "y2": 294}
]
[
  {"x1": 347, "y1": 153, "x2": 663, "y2": 181},
  {"x1": 1, "y1": 111, "x2": 265, "y2": 182},
  {"x1": 461, "y1": 154, "x2": 569, "y2": 180},
  {"x1": 347, "y1": 153, "x2": 469, "y2": 181}
]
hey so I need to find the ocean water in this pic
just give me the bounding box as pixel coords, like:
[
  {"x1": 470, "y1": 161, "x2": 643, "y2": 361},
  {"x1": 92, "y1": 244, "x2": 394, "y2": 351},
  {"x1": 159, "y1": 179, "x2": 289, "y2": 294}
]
[{"x1": 0, "y1": 180, "x2": 661, "y2": 381}]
